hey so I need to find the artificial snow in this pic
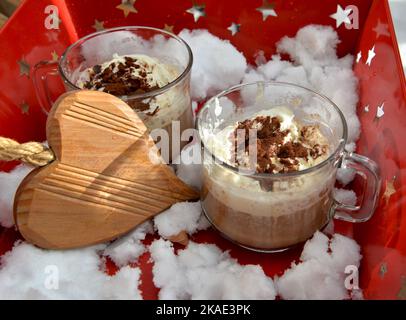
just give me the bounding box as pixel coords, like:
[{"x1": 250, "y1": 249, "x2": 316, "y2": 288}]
[
  {"x1": 150, "y1": 239, "x2": 276, "y2": 300},
  {"x1": 153, "y1": 201, "x2": 209, "y2": 239},
  {"x1": 103, "y1": 221, "x2": 153, "y2": 267},
  {"x1": 277, "y1": 25, "x2": 348, "y2": 69},
  {"x1": 242, "y1": 25, "x2": 361, "y2": 148},
  {"x1": 175, "y1": 142, "x2": 203, "y2": 190},
  {"x1": 0, "y1": 164, "x2": 33, "y2": 228},
  {"x1": 337, "y1": 167, "x2": 357, "y2": 186},
  {"x1": 0, "y1": 242, "x2": 142, "y2": 300},
  {"x1": 333, "y1": 188, "x2": 357, "y2": 206},
  {"x1": 276, "y1": 231, "x2": 362, "y2": 300},
  {"x1": 179, "y1": 29, "x2": 247, "y2": 101}
]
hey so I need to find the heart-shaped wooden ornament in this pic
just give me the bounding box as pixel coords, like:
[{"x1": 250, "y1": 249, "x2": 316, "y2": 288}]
[{"x1": 13, "y1": 90, "x2": 199, "y2": 249}]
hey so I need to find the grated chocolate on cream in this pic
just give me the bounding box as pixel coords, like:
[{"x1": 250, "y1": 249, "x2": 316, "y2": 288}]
[{"x1": 229, "y1": 114, "x2": 329, "y2": 174}]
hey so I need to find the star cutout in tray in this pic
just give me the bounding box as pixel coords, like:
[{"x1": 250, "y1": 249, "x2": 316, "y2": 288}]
[
  {"x1": 116, "y1": 0, "x2": 137, "y2": 17},
  {"x1": 186, "y1": 4, "x2": 206, "y2": 22},
  {"x1": 256, "y1": 0, "x2": 277, "y2": 21}
]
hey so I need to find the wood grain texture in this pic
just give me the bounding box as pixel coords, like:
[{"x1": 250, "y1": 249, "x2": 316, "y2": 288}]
[{"x1": 14, "y1": 90, "x2": 199, "y2": 249}]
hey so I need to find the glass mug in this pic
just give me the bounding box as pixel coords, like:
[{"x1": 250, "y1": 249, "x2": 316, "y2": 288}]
[
  {"x1": 33, "y1": 26, "x2": 194, "y2": 160},
  {"x1": 197, "y1": 81, "x2": 381, "y2": 252}
]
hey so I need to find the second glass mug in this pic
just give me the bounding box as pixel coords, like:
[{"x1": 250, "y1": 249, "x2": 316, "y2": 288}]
[
  {"x1": 33, "y1": 26, "x2": 194, "y2": 160},
  {"x1": 197, "y1": 81, "x2": 381, "y2": 252}
]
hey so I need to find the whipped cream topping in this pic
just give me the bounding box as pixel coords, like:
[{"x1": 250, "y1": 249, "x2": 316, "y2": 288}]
[
  {"x1": 206, "y1": 107, "x2": 330, "y2": 173},
  {"x1": 77, "y1": 54, "x2": 177, "y2": 93},
  {"x1": 76, "y1": 54, "x2": 190, "y2": 129}
]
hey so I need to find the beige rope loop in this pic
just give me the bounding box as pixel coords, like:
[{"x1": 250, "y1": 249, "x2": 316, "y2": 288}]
[{"x1": 0, "y1": 137, "x2": 55, "y2": 166}]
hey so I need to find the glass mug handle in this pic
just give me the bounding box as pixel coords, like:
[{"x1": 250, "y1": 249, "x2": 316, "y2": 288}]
[
  {"x1": 333, "y1": 152, "x2": 381, "y2": 222},
  {"x1": 32, "y1": 60, "x2": 59, "y2": 114}
]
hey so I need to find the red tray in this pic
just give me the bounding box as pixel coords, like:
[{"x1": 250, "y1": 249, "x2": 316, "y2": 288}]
[{"x1": 0, "y1": 0, "x2": 405, "y2": 300}]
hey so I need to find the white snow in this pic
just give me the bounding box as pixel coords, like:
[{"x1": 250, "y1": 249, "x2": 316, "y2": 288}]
[
  {"x1": 179, "y1": 29, "x2": 247, "y2": 101},
  {"x1": 334, "y1": 188, "x2": 357, "y2": 206},
  {"x1": 277, "y1": 25, "x2": 346, "y2": 68},
  {"x1": 150, "y1": 239, "x2": 276, "y2": 299},
  {"x1": 242, "y1": 25, "x2": 361, "y2": 149},
  {"x1": 175, "y1": 142, "x2": 203, "y2": 190},
  {"x1": 103, "y1": 221, "x2": 153, "y2": 267},
  {"x1": 276, "y1": 231, "x2": 362, "y2": 300},
  {"x1": 0, "y1": 242, "x2": 142, "y2": 300},
  {"x1": 153, "y1": 201, "x2": 209, "y2": 239},
  {"x1": 337, "y1": 167, "x2": 357, "y2": 186}
]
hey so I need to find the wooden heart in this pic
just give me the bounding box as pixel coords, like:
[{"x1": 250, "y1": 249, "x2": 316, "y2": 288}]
[{"x1": 13, "y1": 90, "x2": 199, "y2": 249}]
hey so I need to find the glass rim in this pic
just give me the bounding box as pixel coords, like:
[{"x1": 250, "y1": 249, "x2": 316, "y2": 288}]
[
  {"x1": 58, "y1": 25, "x2": 193, "y2": 100},
  {"x1": 196, "y1": 81, "x2": 348, "y2": 178}
]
